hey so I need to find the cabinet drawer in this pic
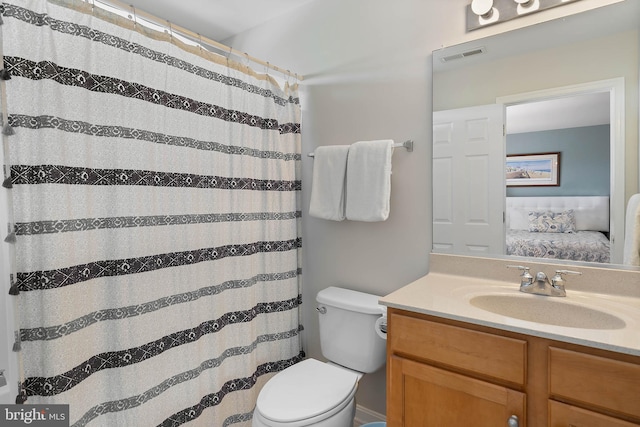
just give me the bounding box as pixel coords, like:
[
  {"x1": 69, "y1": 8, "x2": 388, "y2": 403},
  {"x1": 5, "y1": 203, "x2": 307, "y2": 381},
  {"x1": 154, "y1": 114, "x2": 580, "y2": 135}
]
[
  {"x1": 549, "y1": 400, "x2": 639, "y2": 427},
  {"x1": 389, "y1": 312, "x2": 526, "y2": 385},
  {"x1": 549, "y1": 347, "x2": 640, "y2": 420}
]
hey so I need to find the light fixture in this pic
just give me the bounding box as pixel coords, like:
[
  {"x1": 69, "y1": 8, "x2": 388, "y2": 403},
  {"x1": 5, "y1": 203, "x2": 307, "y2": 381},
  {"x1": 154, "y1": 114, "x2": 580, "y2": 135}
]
[
  {"x1": 471, "y1": 0, "x2": 494, "y2": 18},
  {"x1": 471, "y1": 0, "x2": 500, "y2": 25},
  {"x1": 515, "y1": 0, "x2": 541, "y2": 15},
  {"x1": 467, "y1": 0, "x2": 581, "y2": 32}
]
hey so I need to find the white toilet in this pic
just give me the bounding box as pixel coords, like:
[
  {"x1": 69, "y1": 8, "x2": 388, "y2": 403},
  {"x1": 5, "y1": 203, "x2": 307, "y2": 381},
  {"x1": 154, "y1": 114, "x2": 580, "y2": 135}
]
[{"x1": 252, "y1": 286, "x2": 387, "y2": 427}]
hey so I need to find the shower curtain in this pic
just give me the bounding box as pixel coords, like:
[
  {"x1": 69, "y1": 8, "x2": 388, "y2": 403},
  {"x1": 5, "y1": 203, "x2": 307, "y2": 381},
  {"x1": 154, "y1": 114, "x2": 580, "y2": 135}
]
[{"x1": 1, "y1": 1, "x2": 303, "y2": 426}]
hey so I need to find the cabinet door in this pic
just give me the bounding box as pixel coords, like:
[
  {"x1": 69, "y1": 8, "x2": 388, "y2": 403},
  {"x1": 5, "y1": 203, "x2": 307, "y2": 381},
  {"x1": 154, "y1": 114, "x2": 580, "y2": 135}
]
[
  {"x1": 388, "y1": 355, "x2": 525, "y2": 427},
  {"x1": 549, "y1": 400, "x2": 640, "y2": 427}
]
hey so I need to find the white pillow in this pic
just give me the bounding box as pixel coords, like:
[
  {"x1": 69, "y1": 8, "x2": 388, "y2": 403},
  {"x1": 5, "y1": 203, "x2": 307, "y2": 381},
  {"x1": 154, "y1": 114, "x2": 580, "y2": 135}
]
[
  {"x1": 528, "y1": 210, "x2": 576, "y2": 233},
  {"x1": 508, "y1": 208, "x2": 530, "y2": 230}
]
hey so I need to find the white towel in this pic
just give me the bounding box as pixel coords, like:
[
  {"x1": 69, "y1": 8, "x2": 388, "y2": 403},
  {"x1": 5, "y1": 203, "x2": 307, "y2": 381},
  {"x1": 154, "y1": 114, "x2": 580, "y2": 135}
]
[
  {"x1": 309, "y1": 145, "x2": 350, "y2": 221},
  {"x1": 623, "y1": 193, "x2": 640, "y2": 266},
  {"x1": 345, "y1": 140, "x2": 394, "y2": 222}
]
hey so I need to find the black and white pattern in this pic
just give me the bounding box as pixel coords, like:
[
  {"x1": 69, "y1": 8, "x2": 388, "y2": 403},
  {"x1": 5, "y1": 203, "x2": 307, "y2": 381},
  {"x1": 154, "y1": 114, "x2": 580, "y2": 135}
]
[
  {"x1": 5, "y1": 56, "x2": 299, "y2": 133},
  {"x1": 15, "y1": 211, "x2": 301, "y2": 235},
  {"x1": 20, "y1": 269, "x2": 301, "y2": 341},
  {"x1": 11, "y1": 164, "x2": 300, "y2": 191},
  {"x1": 2, "y1": 2, "x2": 300, "y2": 107},
  {"x1": 9, "y1": 114, "x2": 301, "y2": 161},
  {"x1": 16, "y1": 238, "x2": 301, "y2": 291},
  {"x1": 3, "y1": 1, "x2": 302, "y2": 426},
  {"x1": 24, "y1": 296, "x2": 302, "y2": 397},
  {"x1": 75, "y1": 336, "x2": 303, "y2": 427}
]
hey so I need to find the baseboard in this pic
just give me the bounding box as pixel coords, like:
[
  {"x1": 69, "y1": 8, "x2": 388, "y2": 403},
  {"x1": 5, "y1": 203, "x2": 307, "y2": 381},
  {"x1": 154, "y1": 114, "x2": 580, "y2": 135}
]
[{"x1": 353, "y1": 404, "x2": 386, "y2": 426}]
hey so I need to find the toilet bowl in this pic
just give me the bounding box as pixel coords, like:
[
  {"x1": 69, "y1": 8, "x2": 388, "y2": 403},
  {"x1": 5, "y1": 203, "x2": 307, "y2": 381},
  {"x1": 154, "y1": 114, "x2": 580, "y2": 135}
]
[
  {"x1": 252, "y1": 287, "x2": 386, "y2": 427},
  {"x1": 252, "y1": 359, "x2": 361, "y2": 427}
]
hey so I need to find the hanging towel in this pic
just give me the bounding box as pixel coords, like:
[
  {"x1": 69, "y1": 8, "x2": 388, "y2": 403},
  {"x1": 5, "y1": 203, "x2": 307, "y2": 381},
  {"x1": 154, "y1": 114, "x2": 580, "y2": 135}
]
[
  {"x1": 345, "y1": 139, "x2": 394, "y2": 222},
  {"x1": 309, "y1": 145, "x2": 350, "y2": 221},
  {"x1": 623, "y1": 193, "x2": 640, "y2": 266}
]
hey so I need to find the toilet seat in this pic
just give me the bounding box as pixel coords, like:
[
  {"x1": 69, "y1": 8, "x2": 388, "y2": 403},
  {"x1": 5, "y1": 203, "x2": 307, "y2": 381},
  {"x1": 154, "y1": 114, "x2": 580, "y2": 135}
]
[{"x1": 255, "y1": 358, "x2": 359, "y2": 425}]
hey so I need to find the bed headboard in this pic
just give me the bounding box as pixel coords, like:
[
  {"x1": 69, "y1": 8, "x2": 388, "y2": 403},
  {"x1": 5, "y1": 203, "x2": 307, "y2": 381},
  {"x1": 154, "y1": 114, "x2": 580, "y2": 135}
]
[{"x1": 506, "y1": 196, "x2": 610, "y2": 232}]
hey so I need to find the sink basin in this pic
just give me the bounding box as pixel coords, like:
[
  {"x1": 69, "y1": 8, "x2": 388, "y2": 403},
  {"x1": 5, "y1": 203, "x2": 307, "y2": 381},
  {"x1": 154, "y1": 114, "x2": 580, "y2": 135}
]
[{"x1": 469, "y1": 294, "x2": 626, "y2": 330}]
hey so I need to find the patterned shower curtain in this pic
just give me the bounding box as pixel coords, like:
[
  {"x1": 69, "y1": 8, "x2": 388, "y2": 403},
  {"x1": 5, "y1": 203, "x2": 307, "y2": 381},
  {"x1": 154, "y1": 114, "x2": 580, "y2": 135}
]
[{"x1": 1, "y1": 0, "x2": 303, "y2": 425}]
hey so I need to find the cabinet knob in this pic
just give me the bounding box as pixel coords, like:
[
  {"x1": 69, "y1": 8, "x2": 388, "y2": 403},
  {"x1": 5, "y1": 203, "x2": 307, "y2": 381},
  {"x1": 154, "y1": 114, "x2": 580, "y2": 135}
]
[{"x1": 507, "y1": 415, "x2": 519, "y2": 427}]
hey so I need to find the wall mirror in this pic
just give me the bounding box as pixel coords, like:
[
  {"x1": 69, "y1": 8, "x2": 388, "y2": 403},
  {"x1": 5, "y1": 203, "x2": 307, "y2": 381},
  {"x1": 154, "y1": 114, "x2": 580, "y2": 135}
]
[{"x1": 432, "y1": 1, "x2": 639, "y2": 268}]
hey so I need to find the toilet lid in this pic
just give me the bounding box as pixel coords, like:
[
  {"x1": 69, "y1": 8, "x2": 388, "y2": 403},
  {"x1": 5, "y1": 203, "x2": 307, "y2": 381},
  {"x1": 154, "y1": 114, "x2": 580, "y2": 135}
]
[{"x1": 256, "y1": 358, "x2": 359, "y2": 423}]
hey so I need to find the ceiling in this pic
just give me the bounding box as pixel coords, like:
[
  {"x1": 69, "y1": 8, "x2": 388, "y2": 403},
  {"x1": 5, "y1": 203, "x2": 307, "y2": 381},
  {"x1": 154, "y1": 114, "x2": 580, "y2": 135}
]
[
  {"x1": 125, "y1": 0, "x2": 315, "y2": 42},
  {"x1": 506, "y1": 92, "x2": 610, "y2": 135}
]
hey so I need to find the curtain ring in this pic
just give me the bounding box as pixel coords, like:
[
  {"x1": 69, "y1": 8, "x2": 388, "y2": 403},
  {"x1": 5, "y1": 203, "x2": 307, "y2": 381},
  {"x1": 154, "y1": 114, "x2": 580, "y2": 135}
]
[
  {"x1": 167, "y1": 21, "x2": 173, "y2": 41},
  {"x1": 130, "y1": 5, "x2": 137, "y2": 28},
  {"x1": 197, "y1": 33, "x2": 203, "y2": 52},
  {"x1": 225, "y1": 46, "x2": 233, "y2": 67},
  {"x1": 90, "y1": 0, "x2": 95, "y2": 13},
  {"x1": 265, "y1": 62, "x2": 270, "y2": 76}
]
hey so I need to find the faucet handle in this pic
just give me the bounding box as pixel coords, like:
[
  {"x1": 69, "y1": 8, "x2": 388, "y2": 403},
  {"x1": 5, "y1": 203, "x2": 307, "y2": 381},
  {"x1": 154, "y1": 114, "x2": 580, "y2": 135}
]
[
  {"x1": 552, "y1": 269, "x2": 582, "y2": 281},
  {"x1": 555, "y1": 269, "x2": 582, "y2": 277},
  {"x1": 551, "y1": 269, "x2": 582, "y2": 290},
  {"x1": 507, "y1": 265, "x2": 530, "y2": 274},
  {"x1": 507, "y1": 265, "x2": 533, "y2": 286}
]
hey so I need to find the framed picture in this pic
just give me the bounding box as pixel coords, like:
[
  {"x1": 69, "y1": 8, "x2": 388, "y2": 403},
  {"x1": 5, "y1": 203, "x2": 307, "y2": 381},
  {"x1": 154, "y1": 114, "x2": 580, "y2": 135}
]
[{"x1": 506, "y1": 152, "x2": 560, "y2": 187}]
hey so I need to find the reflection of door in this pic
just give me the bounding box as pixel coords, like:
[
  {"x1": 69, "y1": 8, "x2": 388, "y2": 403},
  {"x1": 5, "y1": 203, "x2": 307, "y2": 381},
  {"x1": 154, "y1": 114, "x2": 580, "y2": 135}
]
[{"x1": 433, "y1": 104, "x2": 505, "y2": 255}]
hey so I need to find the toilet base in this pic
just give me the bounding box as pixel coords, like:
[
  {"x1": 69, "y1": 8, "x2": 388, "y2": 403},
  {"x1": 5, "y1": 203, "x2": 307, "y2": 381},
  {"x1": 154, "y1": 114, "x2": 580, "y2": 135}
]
[{"x1": 252, "y1": 398, "x2": 355, "y2": 427}]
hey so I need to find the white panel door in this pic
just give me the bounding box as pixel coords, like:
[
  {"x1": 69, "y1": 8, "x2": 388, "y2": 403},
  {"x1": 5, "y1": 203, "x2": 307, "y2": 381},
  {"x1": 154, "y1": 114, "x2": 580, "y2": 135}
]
[{"x1": 433, "y1": 104, "x2": 505, "y2": 255}]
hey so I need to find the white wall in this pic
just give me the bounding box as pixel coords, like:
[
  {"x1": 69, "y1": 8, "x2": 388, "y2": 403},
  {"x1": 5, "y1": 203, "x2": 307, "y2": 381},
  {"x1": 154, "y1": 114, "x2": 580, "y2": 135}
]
[{"x1": 225, "y1": 0, "x2": 627, "y2": 415}]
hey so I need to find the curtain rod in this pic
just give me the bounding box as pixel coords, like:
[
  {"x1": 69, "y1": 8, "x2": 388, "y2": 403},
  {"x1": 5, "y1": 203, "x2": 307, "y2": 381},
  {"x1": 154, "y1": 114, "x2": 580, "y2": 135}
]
[{"x1": 82, "y1": 0, "x2": 303, "y2": 81}]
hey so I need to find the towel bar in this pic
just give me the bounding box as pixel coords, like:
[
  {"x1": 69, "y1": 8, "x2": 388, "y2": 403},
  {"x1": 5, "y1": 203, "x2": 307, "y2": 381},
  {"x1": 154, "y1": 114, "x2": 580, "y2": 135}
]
[{"x1": 307, "y1": 140, "x2": 413, "y2": 157}]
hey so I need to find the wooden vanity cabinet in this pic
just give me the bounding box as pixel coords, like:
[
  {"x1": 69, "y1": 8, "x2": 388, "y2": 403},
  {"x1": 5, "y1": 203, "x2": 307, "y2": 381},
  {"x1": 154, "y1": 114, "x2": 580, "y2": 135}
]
[{"x1": 386, "y1": 308, "x2": 640, "y2": 427}]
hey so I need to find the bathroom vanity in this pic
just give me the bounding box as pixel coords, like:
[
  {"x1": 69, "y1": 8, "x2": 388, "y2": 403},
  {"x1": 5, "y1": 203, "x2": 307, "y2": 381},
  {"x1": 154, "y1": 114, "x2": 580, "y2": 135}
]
[
  {"x1": 381, "y1": 254, "x2": 640, "y2": 427},
  {"x1": 413, "y1": 2, "x2": 640, "y2": 424}
]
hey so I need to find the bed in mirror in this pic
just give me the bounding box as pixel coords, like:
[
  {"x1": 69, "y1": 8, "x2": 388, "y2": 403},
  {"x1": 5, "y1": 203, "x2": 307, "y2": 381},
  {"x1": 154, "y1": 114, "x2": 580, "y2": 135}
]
[{"x1": 432, "y1": 1, "x2": 639, "y2": 267}]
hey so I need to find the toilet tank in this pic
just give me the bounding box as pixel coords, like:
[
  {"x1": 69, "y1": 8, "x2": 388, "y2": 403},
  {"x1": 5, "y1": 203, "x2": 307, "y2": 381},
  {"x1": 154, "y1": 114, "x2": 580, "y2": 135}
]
[{"x1": 316, "y1": 286, "x2": 386, "y2": 373}]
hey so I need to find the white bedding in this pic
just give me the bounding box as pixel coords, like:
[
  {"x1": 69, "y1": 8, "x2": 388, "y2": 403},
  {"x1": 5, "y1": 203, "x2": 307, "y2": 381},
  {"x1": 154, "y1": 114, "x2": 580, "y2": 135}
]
[
  {"x1": 505, "y1": 196, "x2": 611, "y2": 263},
  {"x1": 506, "y1": 229, "x2": 610, "y2": 263}
]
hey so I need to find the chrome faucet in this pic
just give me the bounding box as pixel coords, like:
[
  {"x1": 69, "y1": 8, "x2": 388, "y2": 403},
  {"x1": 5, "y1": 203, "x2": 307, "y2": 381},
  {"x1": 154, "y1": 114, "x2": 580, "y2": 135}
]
[
  {"x1": 548, "y1": 269, "x2": 583, "y2": 297},
  {"x1": 507, "y1": 265, "x2": 533, "y2": 289},
  {"x1": 508, "y1": 266, "x2": 581, "y2": 297}
]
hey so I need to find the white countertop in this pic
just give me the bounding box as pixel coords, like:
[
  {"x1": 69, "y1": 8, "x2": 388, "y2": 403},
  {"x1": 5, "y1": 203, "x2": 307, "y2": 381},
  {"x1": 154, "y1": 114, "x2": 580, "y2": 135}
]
[{"x1": 380, "y1": 272, "x2": 640, "y2": 356}]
